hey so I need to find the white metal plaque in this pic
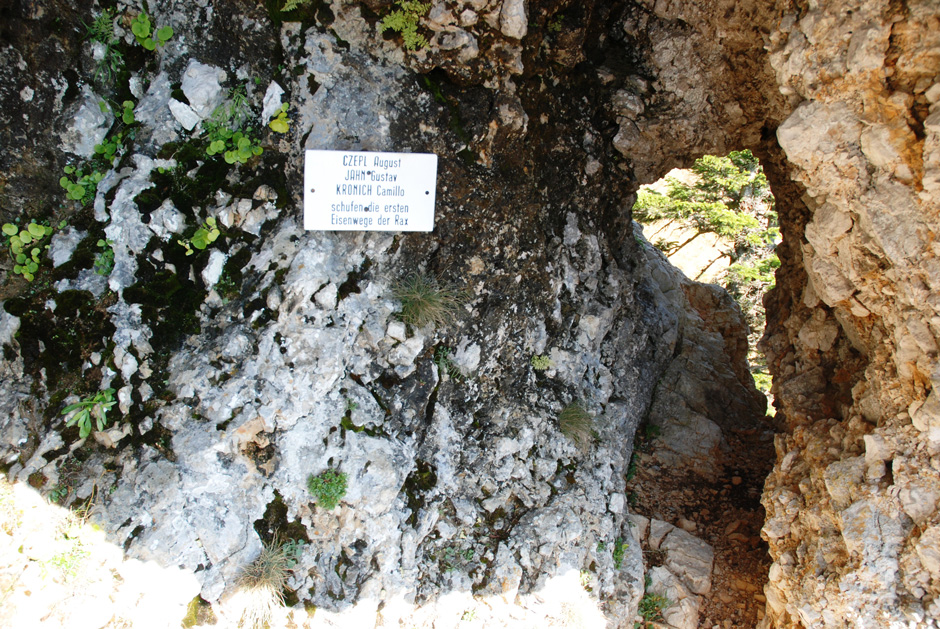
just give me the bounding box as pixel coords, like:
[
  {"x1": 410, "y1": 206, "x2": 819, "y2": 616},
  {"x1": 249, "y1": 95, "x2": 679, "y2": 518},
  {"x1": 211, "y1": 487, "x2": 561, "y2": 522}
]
[{"x1": 304, "y1": 150, "x2": 438, "y2": 231}]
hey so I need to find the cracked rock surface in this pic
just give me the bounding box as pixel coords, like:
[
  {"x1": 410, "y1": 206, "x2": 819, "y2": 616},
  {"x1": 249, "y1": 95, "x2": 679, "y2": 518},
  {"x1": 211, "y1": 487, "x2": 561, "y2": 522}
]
[{"x1": 0, "y1": 0, "x2": 938, "y2": 627}]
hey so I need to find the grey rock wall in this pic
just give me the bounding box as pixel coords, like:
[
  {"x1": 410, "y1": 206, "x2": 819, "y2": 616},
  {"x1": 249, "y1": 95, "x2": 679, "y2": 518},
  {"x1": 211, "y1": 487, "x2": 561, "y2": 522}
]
[{"x1": 0, "y1": 0, "x2": 757, "y2": 626}]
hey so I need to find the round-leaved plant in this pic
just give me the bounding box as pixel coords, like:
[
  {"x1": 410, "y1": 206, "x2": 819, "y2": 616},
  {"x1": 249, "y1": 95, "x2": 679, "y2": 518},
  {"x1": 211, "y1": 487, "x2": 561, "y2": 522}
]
[{"x1": 306, "y1": 469, "x2": 348, "y2": 510}]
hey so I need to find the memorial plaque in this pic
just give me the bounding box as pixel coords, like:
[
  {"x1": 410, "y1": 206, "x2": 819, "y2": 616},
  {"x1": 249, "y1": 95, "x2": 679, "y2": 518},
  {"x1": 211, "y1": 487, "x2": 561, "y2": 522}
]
[{"x1": 304, "y1": 150, "x2": 438, "y2": 231}]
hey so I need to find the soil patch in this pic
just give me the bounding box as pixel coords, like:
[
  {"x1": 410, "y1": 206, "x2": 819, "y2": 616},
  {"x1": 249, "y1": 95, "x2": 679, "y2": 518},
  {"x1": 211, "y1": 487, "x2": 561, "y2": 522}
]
[{"x1": 628, "y1": 424, "x2": 776, "y2": 628}]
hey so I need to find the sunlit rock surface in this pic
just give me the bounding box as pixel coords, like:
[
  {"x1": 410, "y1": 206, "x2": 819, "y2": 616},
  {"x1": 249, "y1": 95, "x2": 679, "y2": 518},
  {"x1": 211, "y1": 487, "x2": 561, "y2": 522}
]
[{"x1": 0, "y1": 0, "x2": 938, "y2": 627}]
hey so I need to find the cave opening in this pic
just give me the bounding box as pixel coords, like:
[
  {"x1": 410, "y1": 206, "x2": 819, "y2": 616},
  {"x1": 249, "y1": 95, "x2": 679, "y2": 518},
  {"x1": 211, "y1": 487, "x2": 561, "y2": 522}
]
[
  {"x1": 632, "y1": 149, "x2": 779, "y2": 408},
  {"x1": 627, "y1": 149, "x2": 782, "y2": 626}
]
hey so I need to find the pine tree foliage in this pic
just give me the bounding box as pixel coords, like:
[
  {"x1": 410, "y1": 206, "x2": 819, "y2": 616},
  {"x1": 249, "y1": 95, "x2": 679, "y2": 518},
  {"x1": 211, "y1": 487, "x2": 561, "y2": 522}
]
[{"x1": 634, "y1": 149, "x2": 778, "y2": 257}]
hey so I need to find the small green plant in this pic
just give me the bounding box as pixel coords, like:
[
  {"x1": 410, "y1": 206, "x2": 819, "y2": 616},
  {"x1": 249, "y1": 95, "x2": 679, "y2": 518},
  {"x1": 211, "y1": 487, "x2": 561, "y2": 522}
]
[
  {"x1": 92, "y1": 101, "x2": 138, "y2": 163},
  {"x1": 634, "y1": 423, "x2": 661, "y2": 454},
  {"x1": 307, "y1": 468, "x2": 348, "y2": 510},
  {"x1": 178, "y1": 217, "x2": 220, "y2": 256},
  {"x1": 439, "y1": 545, "x2": 475, "y2": 573},
  {"x1": 207, "y1": 130, "x2": 264, "y2": 164},
  {"x1": 268, "y1": 103, "x2": 290, "y2": 134},
  {"x1": 612, "y1": 537, "x2": 627, "y2": 568},
  {"x1": 43, "y1": 539, "x2": 90, "y2": 581},
  {"x1": 85, "y1": 8, "x2": 115, "y2": 44},
  {"x1": 281, "y1": 0, "x2": 310, "y2": 11},
  {"x1": 61, "y1": 388, "x2": 116, "y2": 439},
  {"x1": 48, "y1": 485, "x2": 69, "y2": 504},
  {"x1": 393, "y1": 272, "x2": 465, "y2": 328},
  {"x1": 460, "y1": 609, "x2": 477, "y2": 622},
  {"x1": 440, "y1": 547, "x2": 458, "y2": 572},
  {"x1": 94, "y1": 238, "x2": 115, "y2": 275},
  {"x1": 379, "y1": 0, "x2": 430, "y2": 51},
  {"x1": 39, "y1": 508, "x2": 97, "y2": 581},
  {"x1": 234, "y1": 537, "x2": 302, "y2": 629},
  {"x1": 625, "y1": 453, "x2": 638, "y2": 482},
  {"x1": 596, "y1": 541, "x2": 606, "y2": 552},
  {"x1": 214, "y1": 85, "x2": 250, "y2": 126},
  {"x1": 120, "y1": 99, "x2": 136, "y2": 124},
  {"x1": 3, "y1": 221, "x2": 53, "y2": 282},
  {"x1": 559, "y1": 402, "x2": 593, "y2": 450},
  {"x1": 281, "y1": 538, "x2": 305, "y2": 567},
  {"x1": 130, "y1": 12, "x2": 174, "y2": 50},
  {"x1": 530, "y1": 354, "x2": 552, "y2": 371},
  {"x1": 215, "y1": 271, "x2": 239, "y2": 303},
  {"x1": 85, "y1": 9, "x2": 124, "y2": 84},
  {"x1": 60, "y1": 165, "x2": 105, "y2": 205},
  {"x1": 93, "y1": 128, "x2": 125, "y2": 162},
  {"x1": 579, "y1": 569, "x2": 593, "y2": 591},
  {"x1": 203, "y1": 87, "x2": 264, "y2": 165},
  {"x1": 548, "y1": 15, "x2": 564, "y2": 32},
  {"x1": 434, "y1": 346, "x2": 462, "y2": 381},
  {"x1": 636, "y1": 591, "x2": 671, "y2": 627}
]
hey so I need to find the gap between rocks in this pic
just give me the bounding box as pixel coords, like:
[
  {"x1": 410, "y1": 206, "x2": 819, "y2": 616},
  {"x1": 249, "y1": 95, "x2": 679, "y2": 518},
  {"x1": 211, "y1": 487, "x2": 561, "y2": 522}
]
[
  {"x1": 627, "y1": 421, "x2": 775, "y2": 628},
  {"x1": 626, "y1": 150, "x2": 782, "y2": 628}
]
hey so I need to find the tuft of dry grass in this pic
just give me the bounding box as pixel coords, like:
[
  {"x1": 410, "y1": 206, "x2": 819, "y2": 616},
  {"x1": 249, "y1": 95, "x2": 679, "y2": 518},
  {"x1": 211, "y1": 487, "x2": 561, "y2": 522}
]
[
  {"x1": 232, "y1": 539, "x2": 295, "y2": 629},
  {"x1": 392, "y1": 272, "x2": 465, "y2": 328},
  {"x1": 559, "y1": 402, "x2": 593, "y2": 450}
]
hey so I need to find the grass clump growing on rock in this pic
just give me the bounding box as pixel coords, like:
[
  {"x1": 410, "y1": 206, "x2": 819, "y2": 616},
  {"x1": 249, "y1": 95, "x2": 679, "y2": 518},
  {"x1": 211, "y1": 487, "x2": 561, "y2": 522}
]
[
  {"x1": 434, "y1": 345, "x2": 462, "y2": 381},
  {"x1": 393, "y1": 272, "x2": 465, "y2": 328},
  {"x1": 233, "y1": 537, "x2": 304, "y2": 629},
  {"x1": 307, "y1": 469, "x2": 348, "y2": 510},
  {"x1": 559, "y1": 402, "x2": 593, "y2": 450}
]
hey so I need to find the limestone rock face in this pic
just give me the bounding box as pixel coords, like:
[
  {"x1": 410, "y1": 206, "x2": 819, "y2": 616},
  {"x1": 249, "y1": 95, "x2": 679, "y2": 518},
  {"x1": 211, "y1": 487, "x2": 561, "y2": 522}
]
[
  {"x1": 758, "y1": 1, "x2": 940, "y2": 626},
  {"x1": 0, "y1": 0, "x2": 937, "y2": 626},
  {"x1": 610, "y1": 0, "x2": 790, "y2": 184},
  {"x1": 0, "y1": 0, "x2": 761, "y2": 626},
  {"x1": 638, "y1": 227, "x2": 766, "y2": 477},
  {"x1": 630, "y1": 514, "x2": 715, "y2": 629}
]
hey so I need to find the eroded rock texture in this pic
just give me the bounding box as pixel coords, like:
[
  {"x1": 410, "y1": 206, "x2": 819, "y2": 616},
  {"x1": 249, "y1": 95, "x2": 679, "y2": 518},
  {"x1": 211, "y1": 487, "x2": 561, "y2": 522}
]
[
  {"x1": 0, "y1": 0, "x2": 938, "y2": 627},
  {"x1": 758, "y1": 1, "x2": 940, "y2": 626},
  {"x1": 0, "y1": 0, "x2": 760, "y2": 627}
]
